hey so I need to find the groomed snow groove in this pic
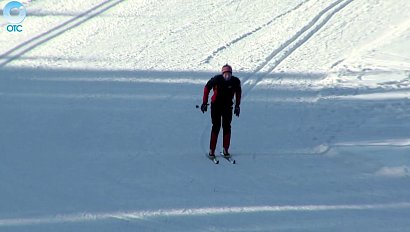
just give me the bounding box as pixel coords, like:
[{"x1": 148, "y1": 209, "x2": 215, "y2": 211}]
[
  {"x1": 201, "y1": 0, "x2": 310, "y2": 64},
  {"x1": 242, "y1": 0, "x2": 354, "y2": 97}
]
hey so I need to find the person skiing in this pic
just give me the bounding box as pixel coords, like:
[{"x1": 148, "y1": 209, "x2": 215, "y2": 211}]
[{"x1": 201, "y1": 64, "x2": 242, "y2": 158}]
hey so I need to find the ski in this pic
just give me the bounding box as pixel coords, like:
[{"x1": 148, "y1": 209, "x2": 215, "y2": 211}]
[
  {"x1": 220, "y1": 152, "x2": 236, "y2": 164},
  {"x1": 206, "y1": 153, "x2": 219, "y2": 164}
]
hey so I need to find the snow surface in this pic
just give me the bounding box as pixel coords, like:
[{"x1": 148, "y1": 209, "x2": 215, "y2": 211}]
[{"x1": 1, "y1": 0, "x2": 410, "y2": 231}]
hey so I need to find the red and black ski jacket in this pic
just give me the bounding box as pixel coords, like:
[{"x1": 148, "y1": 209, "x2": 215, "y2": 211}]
[{"x1": 203, "y1": 75, "x2": 241, "y2": 107}]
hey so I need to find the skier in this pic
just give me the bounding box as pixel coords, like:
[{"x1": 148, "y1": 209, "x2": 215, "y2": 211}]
[{"x1": 201, "y1": 64, "x2": 242, "y2": 158}]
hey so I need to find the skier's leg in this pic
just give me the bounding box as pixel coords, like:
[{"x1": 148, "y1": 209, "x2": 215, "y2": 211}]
[
  {"x1": 210, "y1": 104, "x2": 221, "y2": 154},
  {"x1": 222, "y1": 106, "x2": 233, "y2": 154}
]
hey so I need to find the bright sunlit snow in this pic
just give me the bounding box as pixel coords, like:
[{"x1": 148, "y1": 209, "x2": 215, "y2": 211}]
[{"x1": 1, "y1": 0, "x2": 410, "y2": 231}]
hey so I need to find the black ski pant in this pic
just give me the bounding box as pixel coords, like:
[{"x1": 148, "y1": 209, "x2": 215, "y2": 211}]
[
  {"x1": 210, "y1": 104, "x2": 232, "y2": 151},
  {"x1": 211, "y1": 104, "x2": 232, "y2": 135}
]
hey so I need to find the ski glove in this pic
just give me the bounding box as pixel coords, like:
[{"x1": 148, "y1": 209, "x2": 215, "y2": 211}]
[
  {"x1": 234, "y1": 105, "x2": 240, "y2": 117},
  {"x1": 201, "y1": 103, "x2": 208, "y2": 113}
]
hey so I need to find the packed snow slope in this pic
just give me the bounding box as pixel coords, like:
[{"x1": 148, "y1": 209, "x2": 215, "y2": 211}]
[{"x1": 1, "y1": 0, "x2": 410, "y2": 231}]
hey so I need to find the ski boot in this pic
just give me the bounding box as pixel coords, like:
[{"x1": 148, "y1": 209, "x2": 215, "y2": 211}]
[
  {"x1": 208, "y1": 150, "x2": 216, "y2": 158},
  {"x1": 222, "y1": 148, "x2": 231, "y2": 158},
  {"x1": 208, "y1": 150, "x2": 219, "y2": 164}
]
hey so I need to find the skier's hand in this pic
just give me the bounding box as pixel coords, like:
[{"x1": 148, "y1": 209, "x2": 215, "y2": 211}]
[
  {"x1": 234, "y1": 105, "x2": 240, "y2": 117},
  {"x1": 201, "y1": 103, "x2": 208, "y2": 113}
]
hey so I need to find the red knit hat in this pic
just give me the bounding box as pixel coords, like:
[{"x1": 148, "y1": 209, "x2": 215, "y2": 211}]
[{"x1": 221, "y1": 64, "x2": 232, "y2": 74}]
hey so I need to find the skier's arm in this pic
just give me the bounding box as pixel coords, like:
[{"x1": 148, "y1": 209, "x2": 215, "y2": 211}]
[
  {"x1": 235, "y1": 80, "x2": 242, "y2": 107},
  {"x1": 203, "y1": 78, "x2": 215, "y2": 104},
  {"x1": 203, "y1": 85, "x2": 210, "y2": 104}
]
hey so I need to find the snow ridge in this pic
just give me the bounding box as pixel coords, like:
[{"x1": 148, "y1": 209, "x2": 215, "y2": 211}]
[{"x1": 2, "y1": 202, "x2": 410, "y2": 227}]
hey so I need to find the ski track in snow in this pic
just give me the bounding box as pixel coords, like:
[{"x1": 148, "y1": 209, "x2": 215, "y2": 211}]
[
  {"x1": 133, "y1": 0, "x2": 239, "y2": 65},
  {"x1": 242, "y1": 0, "x2": 354, "y2": 98},
  {"x1": 237, "y1": 0, "x2": 355, "y2": 154},
  {"x1": 0, "y1": 0, "x2": 126, "y2": 68},
  {"x1": 200, "y1": 0, "x2": 310, "y2": 64}
]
